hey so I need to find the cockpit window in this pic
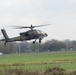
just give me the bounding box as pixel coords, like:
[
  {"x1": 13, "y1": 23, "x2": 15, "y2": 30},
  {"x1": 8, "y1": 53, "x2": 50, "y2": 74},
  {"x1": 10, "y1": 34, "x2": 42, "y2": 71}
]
[{"x1": 37, "y1": 30, "x2": 45, "y2": 34}]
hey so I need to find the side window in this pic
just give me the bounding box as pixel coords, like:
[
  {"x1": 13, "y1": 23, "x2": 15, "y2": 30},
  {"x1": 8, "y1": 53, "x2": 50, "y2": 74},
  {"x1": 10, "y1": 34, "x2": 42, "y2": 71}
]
[{"x1": 25, "y1": 32, "x2": 29, "y2": 36}]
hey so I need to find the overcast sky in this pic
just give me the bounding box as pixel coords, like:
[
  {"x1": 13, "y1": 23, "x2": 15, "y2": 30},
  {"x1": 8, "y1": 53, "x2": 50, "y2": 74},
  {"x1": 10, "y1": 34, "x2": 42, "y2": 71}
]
[{"x1": 0, "y1": 0, "x2": 76, "y2": 41}]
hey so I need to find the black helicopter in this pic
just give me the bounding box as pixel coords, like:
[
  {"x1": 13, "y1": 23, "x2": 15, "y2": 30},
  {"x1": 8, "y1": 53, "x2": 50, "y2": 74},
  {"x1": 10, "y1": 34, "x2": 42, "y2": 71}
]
[{"x1": 0, "y1": 24, "x2": 50, "y2": 45}]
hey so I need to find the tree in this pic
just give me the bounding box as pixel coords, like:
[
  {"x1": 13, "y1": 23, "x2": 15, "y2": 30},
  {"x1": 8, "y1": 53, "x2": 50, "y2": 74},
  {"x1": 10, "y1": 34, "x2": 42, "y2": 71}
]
[
  {"x1": 42, "y1": 40, "x2": 50, "y2": 52},
  {"x1": 48, "y1": 39, "x2": 66, "y2": 51}
]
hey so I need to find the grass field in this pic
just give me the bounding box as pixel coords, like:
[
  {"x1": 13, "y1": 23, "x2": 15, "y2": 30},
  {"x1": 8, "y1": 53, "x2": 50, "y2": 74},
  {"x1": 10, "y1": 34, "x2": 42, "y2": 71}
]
[{"x1": 0, "y1": 51, "x2": 76, "y2": 72}]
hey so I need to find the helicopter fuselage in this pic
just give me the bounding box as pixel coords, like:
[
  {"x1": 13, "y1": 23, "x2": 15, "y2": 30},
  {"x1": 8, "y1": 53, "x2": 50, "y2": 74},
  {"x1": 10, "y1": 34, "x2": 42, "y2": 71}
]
[{"x1": 0, "y1": 29, "x2": 48, "y2": 45}]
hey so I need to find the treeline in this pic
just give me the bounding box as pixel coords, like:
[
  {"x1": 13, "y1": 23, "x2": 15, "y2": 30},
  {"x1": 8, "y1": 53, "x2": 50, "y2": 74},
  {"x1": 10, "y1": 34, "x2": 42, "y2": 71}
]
[{"x1": 0, "y1": 39, "x2": 76, "y2": 54}]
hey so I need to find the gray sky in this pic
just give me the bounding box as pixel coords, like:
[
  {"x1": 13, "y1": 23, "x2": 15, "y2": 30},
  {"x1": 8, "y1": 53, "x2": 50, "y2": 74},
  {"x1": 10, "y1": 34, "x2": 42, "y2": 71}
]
[{"x1": 0, "y1": 0, "x2": 76, "y2": 41}]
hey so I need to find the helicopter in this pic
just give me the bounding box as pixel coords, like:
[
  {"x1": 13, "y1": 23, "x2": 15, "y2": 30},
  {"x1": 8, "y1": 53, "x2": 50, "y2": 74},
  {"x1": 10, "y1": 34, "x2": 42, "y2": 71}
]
[{"x1": 0, "y1": 24, "x2": 50, "y2": 45}]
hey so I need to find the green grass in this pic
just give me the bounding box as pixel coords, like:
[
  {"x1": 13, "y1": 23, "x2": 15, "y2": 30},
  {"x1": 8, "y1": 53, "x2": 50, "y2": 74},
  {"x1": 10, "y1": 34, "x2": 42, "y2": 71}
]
[{"x1": 0, "y1": 51, "x2": 76, "y2": 71}]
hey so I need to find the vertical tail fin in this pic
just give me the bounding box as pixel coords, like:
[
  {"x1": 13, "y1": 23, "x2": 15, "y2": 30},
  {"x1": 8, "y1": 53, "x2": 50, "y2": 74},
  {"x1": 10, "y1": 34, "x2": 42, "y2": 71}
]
[{"x1": 1, "y1": 29, "x2": 9, "y2": 40}]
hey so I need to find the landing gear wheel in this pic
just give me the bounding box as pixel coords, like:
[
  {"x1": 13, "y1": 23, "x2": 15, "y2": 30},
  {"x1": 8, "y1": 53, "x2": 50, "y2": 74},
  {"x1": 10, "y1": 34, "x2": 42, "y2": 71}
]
[
  {"x1": 33, "y1": 41, "x2": 35, "y2": 44},
  {"x1": 39, "y1": 38, "x2": 42, "y2": 43},
  {"x1": 32, "y1": 39, "x2": 36, "y2": 44}
]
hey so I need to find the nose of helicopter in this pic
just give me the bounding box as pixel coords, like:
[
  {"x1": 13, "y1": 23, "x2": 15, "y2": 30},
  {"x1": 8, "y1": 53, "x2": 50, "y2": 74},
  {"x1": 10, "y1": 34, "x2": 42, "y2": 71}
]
[{"x1": 45, "y1": 33, "x2": 48, "y2": 37}]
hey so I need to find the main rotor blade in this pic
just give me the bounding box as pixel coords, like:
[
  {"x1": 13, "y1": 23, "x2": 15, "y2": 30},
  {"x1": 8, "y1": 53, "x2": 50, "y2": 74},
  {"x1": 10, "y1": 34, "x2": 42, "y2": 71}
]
[
  {"x1": 9, "y1": 24, "x2": 52, "y2": 29},
  {"x1": 15, "y1": 27, "x2": 30, "y2": 29},
  {"x1": 33, "y1": 24, "x2": 52, "y2": 27},
  {"x1": 9, "y1": 26, "x2": 31, "y2": 29}
]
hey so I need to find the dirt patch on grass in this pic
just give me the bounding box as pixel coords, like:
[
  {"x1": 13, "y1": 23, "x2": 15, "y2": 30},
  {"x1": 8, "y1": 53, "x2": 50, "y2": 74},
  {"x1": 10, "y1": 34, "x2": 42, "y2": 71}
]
[
  {"x1": 0, "y1": 59, "x2": 76, "y2": 67},
  {"x1": 0, "y1": 67, "x2": 76, "y2": 75}
]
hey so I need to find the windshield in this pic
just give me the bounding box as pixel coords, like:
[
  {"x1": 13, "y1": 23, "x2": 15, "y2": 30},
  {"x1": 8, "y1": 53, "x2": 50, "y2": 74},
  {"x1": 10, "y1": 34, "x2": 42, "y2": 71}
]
[{"x1": 37, "y1": 30, "x2": 45, "y2": 34}]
